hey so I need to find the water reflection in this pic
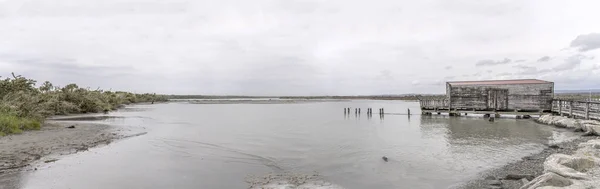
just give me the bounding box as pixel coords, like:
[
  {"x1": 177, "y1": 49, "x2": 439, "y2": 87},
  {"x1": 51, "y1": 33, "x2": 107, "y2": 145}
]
[
  {"x1": 417, "y1": 115, "x2": 561, "y2": 182},
  {"x1": 419, "y1": 116, "x2": 554, "y2": 144},
  {"x1": 12, "y1": 101, "x2": 575, "y2": 189}
]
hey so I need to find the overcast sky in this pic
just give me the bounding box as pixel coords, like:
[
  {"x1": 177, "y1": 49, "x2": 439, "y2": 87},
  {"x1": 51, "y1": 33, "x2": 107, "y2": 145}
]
[{"x1": 1, "y1": 0, "x2": 600, "y2": 95}]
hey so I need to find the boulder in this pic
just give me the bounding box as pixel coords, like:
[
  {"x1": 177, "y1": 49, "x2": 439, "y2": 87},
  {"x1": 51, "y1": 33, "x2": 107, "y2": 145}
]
[
  {"x1": 520, "y1": 172, "x2": 572, "y2": 189},
  {"x1": 582, "y1": 123, "x2": 600, "y2": 136},
  {"x1": 504, "y1": 174, "x2": 535, "y2": 181},
  {"x1": 520, "y1": 178, "x2": 529, "y2": 186},
  {"x1": 522, "y1": 139, "x2": 600, "y2": 189},
  {"x1": 544, "y1": 154, "x2": 595, "y2": 180},
  {"x1": 487, "y1": 179, "x2": 502, "y2": 186}
]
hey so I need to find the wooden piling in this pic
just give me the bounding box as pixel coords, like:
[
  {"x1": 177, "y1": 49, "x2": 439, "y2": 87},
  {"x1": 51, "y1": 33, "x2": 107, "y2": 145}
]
[
  {"x1": 569, "y1": 101, "x2": 573, "y2": 118},
  {"x1": 586, "y1": 102, "x2": 590, "y2": 120},
  {"x1": 559, "y1": 100, "x2": 562, "y2": 116},
  {"x1": 407, "y1": 108, "x2": 411, "y2": 115}
]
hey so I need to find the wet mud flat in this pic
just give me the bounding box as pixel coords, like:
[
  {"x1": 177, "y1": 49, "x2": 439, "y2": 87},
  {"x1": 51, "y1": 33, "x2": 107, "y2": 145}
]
[
  {"x1": 0, "y1": 117, "x2": 145, "y2": 188},
  {"x1": 460, "y1": 134, "x2": 599, "y2": 189}
]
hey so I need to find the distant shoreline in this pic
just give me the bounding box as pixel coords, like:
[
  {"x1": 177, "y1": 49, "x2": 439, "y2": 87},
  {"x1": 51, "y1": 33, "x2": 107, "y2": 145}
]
[{"x1": 167, "y1": 95, "x2": 439, "y2": 101}]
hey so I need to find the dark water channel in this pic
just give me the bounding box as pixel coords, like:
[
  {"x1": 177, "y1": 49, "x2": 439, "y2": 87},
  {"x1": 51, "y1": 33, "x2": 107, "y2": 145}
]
[{"x1": 17, "y1": 100, "x2": 576, "y2": 189}]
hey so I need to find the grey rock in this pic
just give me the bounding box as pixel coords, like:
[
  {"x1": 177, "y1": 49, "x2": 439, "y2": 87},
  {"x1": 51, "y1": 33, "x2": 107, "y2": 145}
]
[
  {"x1": 381, "y1": 156, "x2": 388, "y2": 162},
  {"x1": 504, "y1": 174, "x2": 535, "y2": 181},
  {"x1": 548, "y1": 144, "x2": 560, "y2": 149},
  {"x1": 520, "y1": 178, "x2": 530, "y2": 185},
  {"x1": 582, "y1": 131, "x2": 597, "y2": 136},
  {"x1": 487, "y1": 180, "x2": 502, "y2": 186}
]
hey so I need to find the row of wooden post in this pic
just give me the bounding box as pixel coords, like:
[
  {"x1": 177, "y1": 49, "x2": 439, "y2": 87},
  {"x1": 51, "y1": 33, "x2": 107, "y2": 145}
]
[
  {"x1": 344, "y1": 108, "x2": 412, "y2": 116},
  {"x1": 345, "y1": 108, "x2": 385, "y2": 115}
]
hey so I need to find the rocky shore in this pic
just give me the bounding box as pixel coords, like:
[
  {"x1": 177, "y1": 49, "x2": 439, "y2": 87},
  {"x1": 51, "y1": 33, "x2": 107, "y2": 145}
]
[
  {"x1": 461, "y1": 115, "x2": 600, "y2": 189},
  {"x1": 0, "y1": 118, "x2": 145, "y2": 188}
]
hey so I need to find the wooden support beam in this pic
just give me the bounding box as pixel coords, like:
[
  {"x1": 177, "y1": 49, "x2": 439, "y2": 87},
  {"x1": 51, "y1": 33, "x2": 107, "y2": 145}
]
[
  {"x1": 559, "y1": 100, "x2": 562, "y2": 116},
  {"x1": 586, "y1": 102, "x2": 590, "y2": 120},
  {"x1": 570, "y1": 101, "x2": 573, "y2": 118}
]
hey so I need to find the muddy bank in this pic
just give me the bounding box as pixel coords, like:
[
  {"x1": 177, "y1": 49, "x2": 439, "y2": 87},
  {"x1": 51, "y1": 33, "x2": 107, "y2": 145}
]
[{"x1": 0, "y1": 119, "x2": 145, "y2": 188}]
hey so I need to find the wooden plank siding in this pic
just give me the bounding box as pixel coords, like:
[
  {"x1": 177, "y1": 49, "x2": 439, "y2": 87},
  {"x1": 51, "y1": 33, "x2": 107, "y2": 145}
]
[{"x1": 446, "y1": 83, "x2": 554, "y2": 111}]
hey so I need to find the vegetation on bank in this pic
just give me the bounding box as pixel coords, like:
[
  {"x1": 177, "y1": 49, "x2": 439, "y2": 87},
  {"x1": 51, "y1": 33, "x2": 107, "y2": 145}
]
[
  {"x1": 0, "y1": 73, "x2": 167, "y2": 136},
  {"x1": 555, "y1": 93, "x2": 600, "y2": 101}
]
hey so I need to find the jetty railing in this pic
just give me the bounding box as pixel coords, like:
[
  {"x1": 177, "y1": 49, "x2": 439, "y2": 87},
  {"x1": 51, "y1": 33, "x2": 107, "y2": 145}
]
[
  {"x1": 552, "y1": 99, "x2": 600, "y2": 120},
  {"x1": 418, "y1": 97, "x2": 600, "y2": 120}
]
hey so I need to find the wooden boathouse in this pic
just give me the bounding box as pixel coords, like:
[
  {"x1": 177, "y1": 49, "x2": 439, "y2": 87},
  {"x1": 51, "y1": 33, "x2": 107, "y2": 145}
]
[
  {"x1": 417, "y1": 79, "x2": 600, "y2": 120},
  {"x1": 420, "y1": 79, "x2": 554, "y2": 114}
]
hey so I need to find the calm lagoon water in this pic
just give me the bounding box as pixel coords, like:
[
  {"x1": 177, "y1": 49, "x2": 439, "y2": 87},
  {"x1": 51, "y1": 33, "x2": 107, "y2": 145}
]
[{"x1": 16, "y1": 100, "x2": 575, "y2": 189}]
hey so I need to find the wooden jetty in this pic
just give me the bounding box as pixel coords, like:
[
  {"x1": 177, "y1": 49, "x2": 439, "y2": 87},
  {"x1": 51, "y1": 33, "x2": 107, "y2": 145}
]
[{"x1": 552, "y1": 99, "x2": 600, "y2": 120}]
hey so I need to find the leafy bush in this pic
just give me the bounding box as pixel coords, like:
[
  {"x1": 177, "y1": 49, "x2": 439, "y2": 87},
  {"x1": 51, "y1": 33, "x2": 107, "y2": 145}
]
[
  {"x1": 0, "y1": 73, "x2": 167, "y2": 136},
  {"x1": 0, "y1": 112, "x2": 41, "y2": 136}
]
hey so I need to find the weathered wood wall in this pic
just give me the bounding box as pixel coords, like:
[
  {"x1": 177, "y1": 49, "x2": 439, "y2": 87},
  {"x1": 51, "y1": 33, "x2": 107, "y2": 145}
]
[
  {"x1": 447, "y1": 83, "x2": 553, "y2": 111},
  {"x1": 419, "y1": 99, "x2": 449, "y2": 110}
]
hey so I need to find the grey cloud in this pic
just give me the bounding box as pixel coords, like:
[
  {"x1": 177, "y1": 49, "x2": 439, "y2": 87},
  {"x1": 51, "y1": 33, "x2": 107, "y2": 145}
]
[
  {"x1": 496, "y1": 72, "x2": 513, "y2": 76},
  {"x1": 570, "y1": 33, "x2": 600, "y2": 52},
  {"x1": 443, "y1": 76, "x2": 456, "y2": 80},
  {"x1": 411, "y1": 80, "x2": 444, "y2": 86},
  {"x1": 515, "y1": 59, "x2": 526, "y2": 62},
  {"x1": 537, "y1": 56, "x2": 551, "y2": 62},
  {"x1": 513, "y1": 65, "x2": 551, "y2": 75},
  {"x1": 553, "y1": 54, "x2": 593, "y2": 71},
  {"x1": 2, "y1": 0, "x2": 600, "y2": 95},
  {"x1": 13, "y1": 58, "x2": 134, "y2": 77},
  {"x1": 475, "y1": 58, "x2": 511, "y2": 66},
  {"x1": 377, "y1": 70, "x2": 394, "y2": 80},
  {"x1": 486, "y1": 70, "x2": 493, "y2": 73},
  {"x1": 0, "y1": 54, "x2": 140, "y2": 90}
]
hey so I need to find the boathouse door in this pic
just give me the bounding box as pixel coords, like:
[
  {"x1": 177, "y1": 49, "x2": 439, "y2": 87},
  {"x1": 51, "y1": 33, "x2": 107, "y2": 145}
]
[{"x1": 487, "y1": 89, "x2": 509, "y2": 110}]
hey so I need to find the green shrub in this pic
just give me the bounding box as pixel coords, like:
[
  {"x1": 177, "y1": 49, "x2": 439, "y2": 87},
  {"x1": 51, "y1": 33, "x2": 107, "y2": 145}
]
[
  {"x1": 0, "y1": 113, "x2": 41, "y2": 136},
  {"x1": 0, "y1": 73, "x2": 168, "y2": 136}
]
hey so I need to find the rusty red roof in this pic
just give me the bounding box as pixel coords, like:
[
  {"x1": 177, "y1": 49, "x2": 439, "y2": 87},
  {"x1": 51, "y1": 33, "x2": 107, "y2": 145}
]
[{"x1": 447, "y1": 79, "x2": 552, "y2": 85}]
